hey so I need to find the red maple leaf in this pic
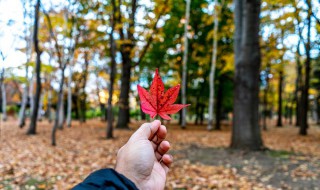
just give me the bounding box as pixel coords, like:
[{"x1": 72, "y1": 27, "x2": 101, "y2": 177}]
[{"x1": 137, "y1": 68, "x2": 190, "y2": 120}]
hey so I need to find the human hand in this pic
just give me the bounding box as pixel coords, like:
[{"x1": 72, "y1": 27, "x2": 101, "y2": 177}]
[{"x1": 115, "y1": 120, "x2": 173, "y2": 190}]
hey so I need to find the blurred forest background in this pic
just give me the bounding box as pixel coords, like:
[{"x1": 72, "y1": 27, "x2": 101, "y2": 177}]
[{"x1": 0, "y1": 0, "x2": 320, "y2": 189}]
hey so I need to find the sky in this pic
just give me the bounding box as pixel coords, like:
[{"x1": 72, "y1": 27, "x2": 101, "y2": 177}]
[{"x1": 0, "y1": 0, "x2": 26, "y2": 69}]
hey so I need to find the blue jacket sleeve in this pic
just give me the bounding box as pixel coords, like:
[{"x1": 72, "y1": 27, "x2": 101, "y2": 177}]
[{"x1": 72, "y1": 169, "x2": 139, "y2": 190}]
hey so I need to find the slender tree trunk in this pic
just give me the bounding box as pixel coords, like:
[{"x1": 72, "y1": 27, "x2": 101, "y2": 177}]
[
  {"x1": 263, "y1": 71, "x2": 269, "y2": 130},
  {"x1": 195, "y1": 98, "x2": 200, "y2": 125},
  {"x1": 0, "y1": 71, "x2": 2, "y2": 119},
  {"x1": 208, "y1": 0, "x2": 219, "y2": 131},
  {"x1": 231, "y1": 0, "x2": 264, "y2": 150},
  {"x1": 215, "y1": 80, "x2": 223, "y2": 130},
  {"x1": 200, "y1": 104, "x2": 204, "y2": 125},
  {"x1": 80, "y1": 53, "x2": 89, "y2": 123},
  {"x1": 27, "y1": 0, "x2": 42, "y2": 135},
  {"x1": 19, "y1": 83, "x2": 28, "y2": 127},
  {"x1": 37, "y1": 92, "x2": 44, "y2": 121},
  {"x1": 181, "y1": 0, "x2": 191, "y2": 129},
  {"x1": 73, "y1": 94, "x2": 80, "y2": 120},
  {"x1": 299, "y1": 4, "x2": 311, "y2": 135},
  {"x1": 95, "y1": 71, "x2": 105, "y2": 121},
  {"x1": 294, "y1": 40, "x2": 302, "y2": 126},
  {"x1": 29, "y1": 75, "x2": 35, "y2": 115},
  {"x1": 58, "y1": 97, "x2": 64, "y2": 129},
  {"x1": 19, "y1": 0, "x2": 32, "y2": 127},
  {"x1": 107, "y1": 1, "x2": 117, "y2": 138},
  {"x1": 67, "y1": 65, "x2": 73, "y2": 127},
  {"x1": 52, "y1": 66, "x2": 66, "y2": 145},
  {"x1": 317, "y1": 95, "x2": 320, "y2": 125},
  {"x1": 140, "y1": 107, "x2": 146, "y2": 120},
  {"x1": 47, "y1": 86, "x2": 52, "y2": 123},
  {"x1": 312, "y1": 97, "x2": 318, "y2": 122},
  {"x1": 19, "y1": 58, "x2": 30, "y2": 128},
  {"x1": 289, "y1": 104, "x2": 293, "y2": 125},
  {"x1": 276, "y1": 71, "x2": 283, "y2": 127},
  {"x1": 1, "y1": 77, "x2": 7, "y2": 122}
]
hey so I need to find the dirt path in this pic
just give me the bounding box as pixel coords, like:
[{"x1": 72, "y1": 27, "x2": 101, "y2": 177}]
[{"x1": 175, "y1": 145, "x2": 320, "y2": 189}]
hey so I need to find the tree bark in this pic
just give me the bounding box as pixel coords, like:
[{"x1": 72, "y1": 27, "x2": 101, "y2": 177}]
[
  {"x1": 262, "y1": 68, "x2": 269, "y2": 131},
  {"x1": 194, "y1": 98, "x2": 200, "y2": 125},
  {"x1": 200, "y1": 104, "x2": 204, "y2": 125},
  {"x1": 116, "y1": 55, "x2": 131, "y2": 129},
  {"x1": 47, "y1": 85, "x2": 53, "y2": 123},
  {"x1": 106, "y1": 0, "x2": 117, "y2": 138},
  {"x1": 295, "y1": 41, "x2": 302, "y2": 127},
  {"x1": 276, "y1": 71, "x2": 283, "y2": 127},
  {"x1": 79, "y1": 52, "x2": 89, "y2": 123},
  {"x1": 215, "y1": 80, "x2": 223, "y2": 130},
  {"x1": 208, "y1": 0, "x2": 219, "y2": 131},
  {"x1": 29, "y1": 76, "x2": 35, "y2": 116},
  {"x1": 299, "y1": 3, "x2": 311, "y2": 135},
  {"x1": 67, "y1": 65, "x2": 73, "y2": 127},
  {"x1": 1, "y1": 71, "x2": 7, "y2": 122},
  {"x1": 181, "y1": 0, "x2": 191, "y2": 129},
  {"x1": 231, "y1": 0, "x2": 264, "y2": 150},
  {"x1": 27, "y1": 0, "x2": 42, "y2": 135},
  {"x1": 317, "y1": 95, "x2": 320, "y2": 125},
  {"x1": 19, "y1": 83, "x2": 28, "y2": 127},
  {"x1": 37, "y1": 92, "x2": 44, "y2": 121},
  {"x1": 52, "y1": 66, "x2": 66, "y2": 145}
]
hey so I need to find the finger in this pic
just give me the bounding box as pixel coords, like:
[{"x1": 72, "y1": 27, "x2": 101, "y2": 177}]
[
  {"x1": 155, "y1": 141, "x2": 170, "y2": 160},
  {"x1": 131, "y1": 120, "x2": 161, "y2": 141},
  {"x1": 161, "y1": 154, "x2": 173, "y2": 174},
  {"x1": 151, "y1": 125, "x2": 167, "y2": 149}
]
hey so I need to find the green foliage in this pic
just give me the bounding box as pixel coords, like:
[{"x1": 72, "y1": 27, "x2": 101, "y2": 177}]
[{"x1": 267, "y1": 150, "x2": 294, "y2": 159}]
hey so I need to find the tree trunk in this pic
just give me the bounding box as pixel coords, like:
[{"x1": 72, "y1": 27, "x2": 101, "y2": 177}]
[
  {"x1": 27, "y1": 0, "x2": 42, "y2": 135},
  {"x1": 29, "y1": 76, "x2": 35, "y2": 116},
  {"x1": 194, "y1": 98, "x2": 200, "y2": 125},
  {"x1": 73, "y1": 94, "x2": 80, "y2": 120},
  {"x1": 80, "y1": 53, "x2": 89, "y2": 123},
  {"x1": 106, "y1": 56, "x2": 115, "y2": 138},
  {"x1": 231, "y1": 0, "x2": 264, "y2": 150},
  {"x1": 1, "y1": 76, "x2": 7, "y2": 122},
  {"x1": 317, "y1": 95, "x2": 320, "y2": 125},
  {"x1": 208, "y1": 0, "x2": 219, "y2": 131},
  {"x1": 19, "y1": 57, "x2": 30, "y2": 127},
  {"x1": 181, "y1": 0, "x2": 191, "y2": 129},
  {"x1": 116, "y1": 54, "x2": 131, "y2": 129},
  {"x1": 58, "y1": 96, "x2": 64, "y2": 129},
  {"x1": 52, "y1": 66, "x2": 66, "y2": 146},
  {"x1": 66, "y1": 65, "x2": 73, "y2": 127},
  {"x1": 140, "y1": 107, "x2": 146, "y2": 120},
  {"x1": 299, "y1": 6, "x2": 311, "y2": 135},
  {"x1": 107, "y1": 0, "x2": 117, "y2": 138},
  {"x1": 276, "y1": 71, "x2": 283, "y2": 127},
  {"x1": 47, "y1": 86, "x2": 53, "y2": 123},
  {"x1": 262, "y1": 71, "x2": 269, "y2": 131},
  {"x1": 294, "y1": 39, "x2": 302, "y2": 126},
  {"x1": 200, "y1": 104, "x2": 204, "y2": 125},
  {"x1": 215, "y1": 80, "x2": 223, "y2": 130},
  {"x1": 19, "y1": 83, "x2": 28, "y2": 127},
  {"x1": 37, "y1": 92, "x2": 44, "y2": 121}
]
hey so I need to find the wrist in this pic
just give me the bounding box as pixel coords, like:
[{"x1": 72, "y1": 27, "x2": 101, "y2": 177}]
[{"x1": 115, "y1": 165, "x2": 141, "y2": 189}]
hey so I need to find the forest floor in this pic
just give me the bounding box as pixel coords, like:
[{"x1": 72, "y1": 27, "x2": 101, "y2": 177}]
[{"x1": 0, "y1": 119, "x2": 320, "y2": 190}]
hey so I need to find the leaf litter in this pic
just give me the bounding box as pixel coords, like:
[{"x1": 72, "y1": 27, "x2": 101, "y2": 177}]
[{"x1": 0, "y1": 119, "x2": 320, "y2": 189}]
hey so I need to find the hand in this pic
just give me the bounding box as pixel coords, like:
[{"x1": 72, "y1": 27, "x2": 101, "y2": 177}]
[{"x1": 115, "y1": 120, "x2": 173, "y2": 190}]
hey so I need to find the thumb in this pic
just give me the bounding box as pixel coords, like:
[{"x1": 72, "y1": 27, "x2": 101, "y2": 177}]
[{"x1": 130, "y1": 120, "x2": 161, "y2": 141}]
